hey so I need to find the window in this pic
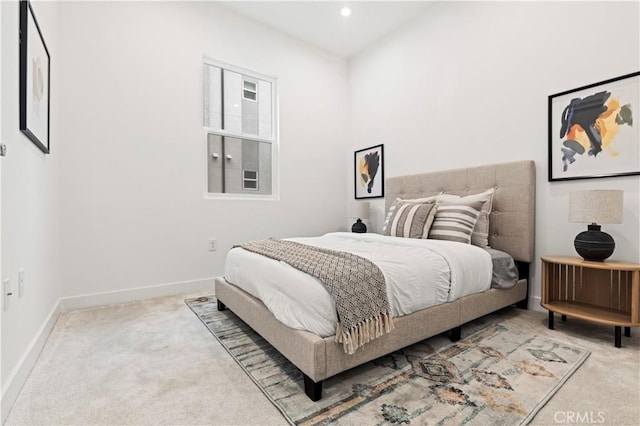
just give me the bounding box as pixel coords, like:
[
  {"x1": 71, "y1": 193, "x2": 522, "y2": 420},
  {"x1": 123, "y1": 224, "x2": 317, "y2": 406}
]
[
  {"x1": 243, "y1": 170, "x2": 258, "y2": 190},
  {"x1": 243, "y1": 80, "x2": 257, "y2": 101},
  {"x1": 203, "y1": 57, "x2": 277, "y2": 198}
]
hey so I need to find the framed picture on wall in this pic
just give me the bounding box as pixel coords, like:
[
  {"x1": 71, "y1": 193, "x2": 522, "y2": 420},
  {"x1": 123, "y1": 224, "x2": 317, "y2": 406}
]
[
  {"x1": 354, "y1": 144, "x2": 384, "y2": 199},
  {"x1": 548, "y1": 71, "x2": 639, "y2": 181},
  {"x1": 19, "y1": 0, "x2": 51, "y2": 154}
]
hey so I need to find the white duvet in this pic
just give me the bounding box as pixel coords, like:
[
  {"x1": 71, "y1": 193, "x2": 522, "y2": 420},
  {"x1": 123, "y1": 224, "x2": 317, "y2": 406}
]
[{"x1": 224, "y1": 232, "x2": 492, "y2": 337}]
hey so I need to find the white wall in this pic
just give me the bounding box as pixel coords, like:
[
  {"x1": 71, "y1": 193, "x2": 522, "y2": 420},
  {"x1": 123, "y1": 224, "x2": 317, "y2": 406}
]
[
  {"x1": 1, "y1": 0, "x2": 62, "y2": 417},
  {"x1": 2, "y1": 1, "x2": 349, "y2": 418},
  {"x1": 0, "y1": 0, "x2": 3, "y2": 415},
  {"x1": 349, "y1": 1, "x2": 640, "y2": 308},
  {"x1": 57, "y1": 1, "x2": 349, "y2": 298}
]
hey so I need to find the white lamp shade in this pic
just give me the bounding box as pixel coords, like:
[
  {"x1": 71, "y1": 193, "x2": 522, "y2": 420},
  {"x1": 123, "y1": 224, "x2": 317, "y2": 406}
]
[
  {"x1": 352, "y1": 201, "x2": 370, "y2": 220},
  {"x1": 569, "y1": 190, "x2": 623, "y2": 224}
]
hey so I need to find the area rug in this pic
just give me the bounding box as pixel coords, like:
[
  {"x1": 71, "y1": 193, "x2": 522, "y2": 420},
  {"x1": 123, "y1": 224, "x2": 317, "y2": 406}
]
[{"x1": 186, "y1": 296, "x2": 590, "y2": 425}]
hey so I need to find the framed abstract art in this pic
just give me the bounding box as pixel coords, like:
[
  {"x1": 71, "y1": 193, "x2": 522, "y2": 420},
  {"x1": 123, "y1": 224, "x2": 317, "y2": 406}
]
[
  {"x1": 548, "y1": 71, "x2": 639, "y2": 181},
  {"x1": 19, "y1": 0, "x2": 51, "y2": 154},
  {"x1": 354, "y1": 144, "x2": 384, "y2": 199}
]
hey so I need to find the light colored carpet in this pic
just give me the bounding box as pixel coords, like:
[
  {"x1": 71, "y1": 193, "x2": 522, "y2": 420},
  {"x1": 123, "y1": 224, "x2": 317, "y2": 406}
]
[
  {"x1": 4, "y1": 292, "x2": 640, "y2": 425},
  {"x1": 187, "y1": 296, "x2": 591, "y2": 425}
]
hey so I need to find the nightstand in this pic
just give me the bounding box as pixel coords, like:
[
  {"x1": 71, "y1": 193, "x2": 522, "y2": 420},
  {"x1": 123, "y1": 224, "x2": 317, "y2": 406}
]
[{"x1": 541, "y1": 256, "x2": 640, "y2": 348}]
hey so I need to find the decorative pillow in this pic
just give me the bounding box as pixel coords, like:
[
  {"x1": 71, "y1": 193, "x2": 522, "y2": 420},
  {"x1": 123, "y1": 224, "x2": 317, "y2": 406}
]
[
  {"x1": 428, "y1": 199, "x2": 487, "y2": 244},
  {"x1": 382, "y1": 198, "x2": 413, "y2": 232},
  {"x1": 435, "y1": 188, "x2": 495, "y2": 247},
  {"x1": 382, "y1": 200, "x2": 437, "y2": 238}
]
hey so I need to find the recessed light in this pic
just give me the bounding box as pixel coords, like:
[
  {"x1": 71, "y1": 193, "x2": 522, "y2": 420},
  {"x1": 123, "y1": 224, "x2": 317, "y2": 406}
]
[{"x1": 340, "y1": 7, "x2": 351, "y2": 17}]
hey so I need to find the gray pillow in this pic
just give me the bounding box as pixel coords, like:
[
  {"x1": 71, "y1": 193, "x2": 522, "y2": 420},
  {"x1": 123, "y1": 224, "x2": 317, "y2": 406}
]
[{"x1": 484, "y1": 247, "x2": 519, "y2": 289}]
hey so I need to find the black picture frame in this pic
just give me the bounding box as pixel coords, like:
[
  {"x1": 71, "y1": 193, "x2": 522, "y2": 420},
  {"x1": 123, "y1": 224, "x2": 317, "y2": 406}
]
[
  {"x1": 548, "y1": 71, "x2": 639, "y2": 182},
  {"x1": 19, "y1": 0, "x2": 51, "y2": 154},
  {"x1": 354, "y1": 144, "x2": 384, "y2": 199}
]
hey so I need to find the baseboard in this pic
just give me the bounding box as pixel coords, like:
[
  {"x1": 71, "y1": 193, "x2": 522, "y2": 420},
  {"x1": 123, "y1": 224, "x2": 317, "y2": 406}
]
[
  {"x1": 528, "y1": 295, "x2": 544, "y2": 312},
  {"x1": 60, "y1": 277, "x2": 215, "y2": 311},
  {"x1": 1, "y1": 278, "x2": 214, "y2": 422},
  {"x1": 1, "y1": 299, "x2": 63, "y2": 424}
]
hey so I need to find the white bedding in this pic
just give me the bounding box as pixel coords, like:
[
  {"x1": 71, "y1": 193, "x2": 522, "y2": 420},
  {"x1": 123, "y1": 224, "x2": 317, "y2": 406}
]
[{"x1": 224, "y1": 232, "x2": 492, "y2": 337}]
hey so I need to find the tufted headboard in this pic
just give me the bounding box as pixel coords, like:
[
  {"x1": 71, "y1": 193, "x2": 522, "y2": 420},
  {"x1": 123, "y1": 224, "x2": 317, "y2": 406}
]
[{"x1": 385, "y1": 160, "x2": 535, "y2": 263}]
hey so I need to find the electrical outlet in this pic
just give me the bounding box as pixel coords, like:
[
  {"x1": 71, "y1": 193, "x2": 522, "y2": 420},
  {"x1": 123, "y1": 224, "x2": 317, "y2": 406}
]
[
  {"x1": 208, "y1": 238, "x2": 218, "y2": 252},
  {"x1": 18, "y1": 269, "x2": 25, "y2": 298},
  {"x1": 2, "y1": 279, "x2": 12, "y2": 312}
]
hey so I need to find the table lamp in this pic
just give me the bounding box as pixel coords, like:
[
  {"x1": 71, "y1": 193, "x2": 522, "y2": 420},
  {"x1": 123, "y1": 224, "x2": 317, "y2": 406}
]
[
  {"x1": 351, "y1": 201, "x2": 370, "y2": 233},
  {"x1": 569, "y1": 190, "x2": 623, "y2": 261}
]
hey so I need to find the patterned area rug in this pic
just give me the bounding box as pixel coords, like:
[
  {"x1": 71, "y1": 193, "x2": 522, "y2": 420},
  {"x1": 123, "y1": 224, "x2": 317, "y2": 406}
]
[{"x1": 186, "y1": 296, "x2": 590, "y2": 425}]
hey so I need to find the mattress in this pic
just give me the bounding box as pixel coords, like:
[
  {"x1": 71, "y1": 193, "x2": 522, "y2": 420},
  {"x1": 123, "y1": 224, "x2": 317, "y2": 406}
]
[{"x1": 224, "y1": 232, "x2": 492, "y2": 337}]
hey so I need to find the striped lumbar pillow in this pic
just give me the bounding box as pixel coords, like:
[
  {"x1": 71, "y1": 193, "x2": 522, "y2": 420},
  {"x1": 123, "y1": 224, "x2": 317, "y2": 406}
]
[
  {"x1": 382, "y1": 200, "x2": 437, "y2": 238},
  {"x1": 428, "y1": 200, "x2": 487, "y2": 244}
]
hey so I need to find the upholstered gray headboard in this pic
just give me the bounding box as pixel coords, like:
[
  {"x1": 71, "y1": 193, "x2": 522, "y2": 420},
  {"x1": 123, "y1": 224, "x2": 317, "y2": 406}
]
[{"x1": 385, "y1": 160, "x2": 535, "y2": 263}]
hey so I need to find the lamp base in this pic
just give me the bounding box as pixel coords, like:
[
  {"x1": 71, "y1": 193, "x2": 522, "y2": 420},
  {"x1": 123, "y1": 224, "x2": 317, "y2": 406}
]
[
  {"x1": 574, "y1": 223, "x2": 615, "y2": 262},
  {"x1": 351, "y1": 219, "x2": 367, "y2": 233}
]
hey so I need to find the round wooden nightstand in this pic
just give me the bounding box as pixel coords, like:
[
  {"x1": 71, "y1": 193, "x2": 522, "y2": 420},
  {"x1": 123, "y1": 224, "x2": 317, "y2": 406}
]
[{"x1": 540, "y1": 256, "x2": 640, "y2": 348}]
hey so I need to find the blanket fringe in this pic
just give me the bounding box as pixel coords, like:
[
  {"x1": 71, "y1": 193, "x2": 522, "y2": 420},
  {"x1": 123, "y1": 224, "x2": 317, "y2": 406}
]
[{"x1": 335, "y1": 311, "x2": 395, "y2": 355}]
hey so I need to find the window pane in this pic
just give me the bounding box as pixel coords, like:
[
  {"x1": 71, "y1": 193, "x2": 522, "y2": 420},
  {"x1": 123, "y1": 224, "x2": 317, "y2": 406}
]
[
  {"x1": 258, "y1": 80, "x2": 272, "y2": 138},
  {"x1": 204, "y1": 64, "x2": 272, "y2": 138},
  {"x1": 207, "y1": 135, "x2": 272, "y2": 195},
  {"x1": 223, "y1": 70, "x2": 243, "y2": 133},
  {"x1": 207, "y1": 134, "x2": 224, "y2": 193},
  {"x1": 242, "y1": 140, "x2": 258, "y2": 171},
  {"x1": 203, "y1": 65, "x2": 222, "y2": 129}
]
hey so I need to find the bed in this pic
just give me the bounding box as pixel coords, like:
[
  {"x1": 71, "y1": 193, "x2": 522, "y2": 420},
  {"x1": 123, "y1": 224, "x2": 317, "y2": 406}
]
[{"x1": 215, "y1": 160, "x2": 535, "y2": 401}]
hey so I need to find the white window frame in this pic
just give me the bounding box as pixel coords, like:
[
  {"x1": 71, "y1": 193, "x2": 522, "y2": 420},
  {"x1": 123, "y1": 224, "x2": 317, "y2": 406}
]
[{"x1": 203, "y1": 56, "x2": 279, "y2": 201}]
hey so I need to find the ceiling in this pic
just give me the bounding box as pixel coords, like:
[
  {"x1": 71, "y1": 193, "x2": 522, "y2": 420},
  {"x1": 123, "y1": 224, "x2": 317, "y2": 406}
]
[{"x1": 219, "y1": 1, "x2": 434, "y2": 58}]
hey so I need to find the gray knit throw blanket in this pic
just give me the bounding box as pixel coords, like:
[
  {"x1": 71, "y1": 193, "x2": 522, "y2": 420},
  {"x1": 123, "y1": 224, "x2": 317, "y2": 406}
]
[{"x1": 238, "y1": 238, "x2": 394, "y2": 354}]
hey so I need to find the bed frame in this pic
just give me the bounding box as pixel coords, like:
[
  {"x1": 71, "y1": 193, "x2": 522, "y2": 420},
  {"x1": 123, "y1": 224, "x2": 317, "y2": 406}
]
[{"x1": 215, "y1": 160, "x2": 535, "y2": 401}]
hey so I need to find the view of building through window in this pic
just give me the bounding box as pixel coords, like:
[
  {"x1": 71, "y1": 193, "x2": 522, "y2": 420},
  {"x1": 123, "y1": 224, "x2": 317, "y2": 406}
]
[{"x1": 203, "y1": 58, "x2": 277, "y2": 197}]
